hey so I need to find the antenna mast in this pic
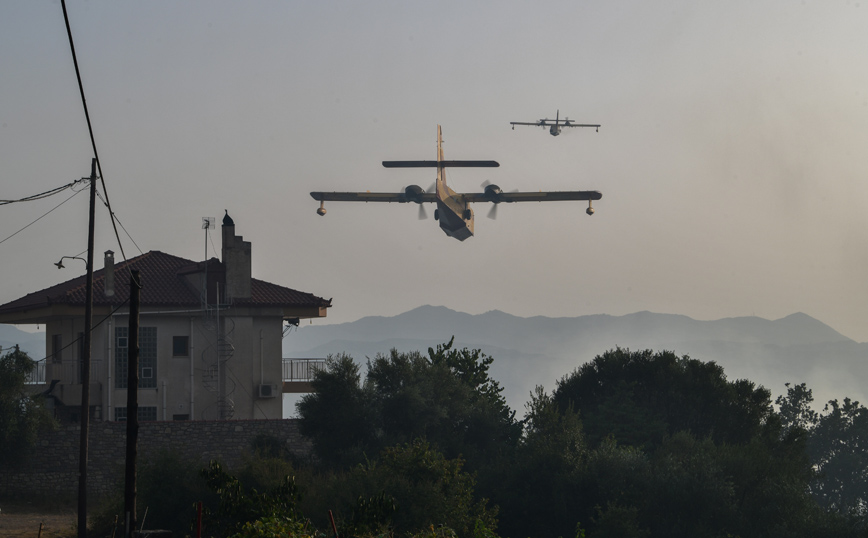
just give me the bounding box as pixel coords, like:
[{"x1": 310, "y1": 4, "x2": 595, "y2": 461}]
[{"x1": 201, "y1": 217, "x2": 215, "y2": 307}]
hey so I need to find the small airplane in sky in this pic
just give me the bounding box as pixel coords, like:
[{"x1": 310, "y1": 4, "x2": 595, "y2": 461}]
[
  {"x1": 510, "y1": 110, "x2": 600, "y2": 136},
  {"x1": 310, "y1": 126, "x2": 602, "y2": 241}
]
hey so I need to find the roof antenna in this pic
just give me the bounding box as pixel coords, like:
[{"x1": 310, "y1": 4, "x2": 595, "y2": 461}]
[
  {"x1": 202, "y1": 217, "x2": 216, "y2": 260},
  {"x1": 202, "y1": 217, "x2": 216, "y2": 307}
]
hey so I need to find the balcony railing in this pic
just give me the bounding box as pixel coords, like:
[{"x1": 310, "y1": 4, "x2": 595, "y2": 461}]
[
  {"x1": 282, "y1": 358, "x2": 325, "y2": 382},
  {"x1": 24, "y1": 360, "x2": 46, "y2": 385}
]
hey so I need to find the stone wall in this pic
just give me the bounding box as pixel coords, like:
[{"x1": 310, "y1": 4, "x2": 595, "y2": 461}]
[{"x1": 0, "y1": 419, "x2": 311, "y2": 499}]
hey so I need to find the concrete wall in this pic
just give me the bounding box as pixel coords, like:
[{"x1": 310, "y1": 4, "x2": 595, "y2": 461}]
[
  {"x1": 0, "y1": 419, "x2": 311, "y2": 499},
  {"x1": 43, "y1": 310, "x2": 287, "y2": 422}
]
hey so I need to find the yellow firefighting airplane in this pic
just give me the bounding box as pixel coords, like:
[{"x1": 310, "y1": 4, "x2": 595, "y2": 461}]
[
  {"x1": 510, "y1": 110, "x2": 600, "y2": 136},
  {"x1": 310, "y1": 126, "x2": 602, "y2": 241}
]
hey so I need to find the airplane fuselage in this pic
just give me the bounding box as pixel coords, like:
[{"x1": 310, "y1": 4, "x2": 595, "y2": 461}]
[
  {"x1": 435, "y1": 183, "x2": 473, "y2": 241},
  {"x1": 434, "y1": 133, "x2": 474, "y2": 240},
  {"x1": 549, "y1": 125, "x2": 561, "y2": 136}
]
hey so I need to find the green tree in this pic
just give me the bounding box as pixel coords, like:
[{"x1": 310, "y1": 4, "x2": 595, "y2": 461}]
[
  {"x1": 0, "y1": 347, "x2": 54, "y2": 466},
  {"x1": 426, "y1": 338, "x2": 510, "y2": 414},
  {"x1": 201, "y1": 460, "x2": 303, "y2": 537},
  {"x1": 296, "y1": 354, "x2": 377, "y2": 467},
  {"x1": 494, "y1": 386, "x2": 587, "y2": 538},
  {"x1": 297, "y1": 343, "x2": 520, "y2": 471},
  {"x1": 515, "y1": 350, "x2": 859, "y2": 538},
  {"x1": 90, "y1": 450, "x2": 215, "y2": 537},
  {"x1": 810, "y1": 397, "x2": 868, "y2": 516},
  {"x1": 344, "y1": 440, "x2": 496, "y2": 538},
  {"x1": 552, "y1": 348, "x2": 777, "y2": 450},
  {"x1": 776, "y1": 382, "x2": 819, "y2": 435},
  {"x1": 776, "y1": 382, "x2": 868, "y2": 521},
  {"x1": 367, "y1": 346, "x2": 520, "y2": 468}
]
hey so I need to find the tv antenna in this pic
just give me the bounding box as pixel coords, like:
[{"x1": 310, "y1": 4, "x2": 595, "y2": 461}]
[{"x1": 202, "y1": 217, "x2": 215, "y2": 260}]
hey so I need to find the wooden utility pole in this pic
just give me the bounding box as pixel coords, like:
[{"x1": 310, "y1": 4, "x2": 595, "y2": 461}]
[
  {"x1": 124, "y1": 270, "x2": 142, "y2": 538},
  {"x1": 77, "y1": 158, "x2": 96, "y2": 538}
]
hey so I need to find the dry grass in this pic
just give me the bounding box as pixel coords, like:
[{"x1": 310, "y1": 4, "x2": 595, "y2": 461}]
[{"x1": 0, "y1": 501, "x2": 77, "y2": 538}]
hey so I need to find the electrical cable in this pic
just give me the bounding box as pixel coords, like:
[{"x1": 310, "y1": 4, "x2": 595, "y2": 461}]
[
  {"x1": 0, "y1": 188, "x2": 85, "y2": 246},
  {"x1": 0, "y1": 178, "x2": 87, "y2": 205},
  {"x1": 95, "y1": 191, "x2": 143, "y2": 256},
  {"x1": 27, "y1": 297, "x2": 131, "y2": 364},
  {"x1": 60, "y1": 0, "x2": 128, "y2": 263}
]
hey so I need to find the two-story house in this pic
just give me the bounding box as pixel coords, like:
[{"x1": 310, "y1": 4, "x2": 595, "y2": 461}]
[{"x1": 0, "y1": 212, "x2": 331, "y2": 421}]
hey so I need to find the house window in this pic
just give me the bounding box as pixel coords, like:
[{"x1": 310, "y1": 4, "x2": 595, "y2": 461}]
[
  {"x1": 114, "y1": 406, "x2": 158, "y2": 422},
  {"x1": 173, "y1": 336, "x2": 189, "y2": 357},
  {"x1": 115, "y1": 327, "x2": 158, "y2": 389},
  {"x1": 51, "y1": 334, "x2": 62, "y2": 363}
]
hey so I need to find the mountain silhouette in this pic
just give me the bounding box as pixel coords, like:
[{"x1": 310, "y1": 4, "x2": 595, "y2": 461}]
[{"x1": 284, "y1": 306, "x2": 867, "y2": 414}]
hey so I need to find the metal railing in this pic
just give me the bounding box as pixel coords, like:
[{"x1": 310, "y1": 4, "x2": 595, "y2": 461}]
[
  {"x1": 282, "y1": 358, "x2": 325, "y2": 382},
  {"x1": 25, "y1": 360, "x2": 46, "y2": 385}
]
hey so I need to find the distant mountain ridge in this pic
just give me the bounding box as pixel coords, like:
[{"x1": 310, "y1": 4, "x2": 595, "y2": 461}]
[
  {"x1": 284, "y1": 306, "x2": 867, "y2": 414},
  {"x1": 0, "y1": 324, "x2": 44, "y2": 359},
  {"x1": 4, "y1": 308, "x2": 861, "y2": 416}
]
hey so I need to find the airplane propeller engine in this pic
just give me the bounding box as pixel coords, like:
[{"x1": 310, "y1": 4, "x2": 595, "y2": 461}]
[
  {"x1": 403, "y1": 184, "x2": 428, "y2": 219},
  {"x1": 403, "y1": 184, "x2": 425, "y2": 202},
  {"x1": 483, "y1": 183, "x2": 503, "y2": 200},
  {"x1": 481, "y1": 181, "x2": 516, "y2": 219}
]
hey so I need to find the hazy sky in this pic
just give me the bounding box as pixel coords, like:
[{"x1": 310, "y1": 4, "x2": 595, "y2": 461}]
[{"x1": 3, "y1": 1, "x2": 868, "y2": 342}]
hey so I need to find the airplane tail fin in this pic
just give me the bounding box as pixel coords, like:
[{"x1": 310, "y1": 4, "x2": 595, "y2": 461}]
[
  {"x1": 379, "y1": 126, "x2": 499, "y2": 200},
  {"x1": 437, "y1": 125, "x2": 445, "y2": 196}
]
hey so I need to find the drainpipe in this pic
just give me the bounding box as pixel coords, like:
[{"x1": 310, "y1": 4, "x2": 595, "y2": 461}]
[
  {"x1": 162, "y1": 380, "x2": 167, "y2": 421},
  {"x1": 106, "y1": 315, "x2": 112, "y2": 421},
  {"x1": 259, "y1": 329, "x2": 264, "y2": 385},
  {"x1": 104, "y1": 250, "x2": 114, "y2": 421},
  {"x1": 189, "y1": 317, "x2": 195, "y2": 420}
]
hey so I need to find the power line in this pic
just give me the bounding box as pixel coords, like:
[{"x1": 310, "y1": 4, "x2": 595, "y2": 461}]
[
  {"x1": 0, "y1": 177, "x2": 87, "y2": 205},
  {"x1": 95, "y1": 191, "x2": 143, "y2": 256},
  {"x1": 60, "y1": 0, "x2": 128, "y2": 264},
  {"x1": 0, "y1": 188, "x2": 85, "y2": 246},
  {"x1": 26, "y1": 297, "x2": 131, "y2": 364}
]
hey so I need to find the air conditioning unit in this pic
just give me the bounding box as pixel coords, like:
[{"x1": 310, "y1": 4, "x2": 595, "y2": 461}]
[{"x1": 258, "y1": 384, "x2": 278, "y2": 398}]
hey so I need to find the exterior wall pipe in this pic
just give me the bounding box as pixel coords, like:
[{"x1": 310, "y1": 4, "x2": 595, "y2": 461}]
[
  {"x1": 190, "y1": 316, "x2": 195, "y2": 421},
  {"x1": 106, "y1": 315, "x2": 112, "y2": 421}
]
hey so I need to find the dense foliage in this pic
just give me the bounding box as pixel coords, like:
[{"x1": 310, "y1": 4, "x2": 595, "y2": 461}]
[
  {"x1": 0, "y1": 347, "x2": 54, "y2": 466},
  {"x1": 297, "y1": 339, "x2": 520, "y2": 470},
  {"x1": 777, "y1": 382, "x2": 868, "y2": 517},
  {"x1": 91, "y1": 343, "x2": 868, "y2": 538},
  {"x1": 552, "y1": 347, "x2": 777, "y2": 449}
]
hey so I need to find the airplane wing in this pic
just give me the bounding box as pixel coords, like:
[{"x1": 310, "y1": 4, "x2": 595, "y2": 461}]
[
  {"x1": 510, "y1": 121, "x2": 546, "y2": 126},
  {"x1": 462, "y1": 190, "x2": 602, "y2": 203},
  {"x1": 562, "y1": 123, "x2": 601, "y2": 128},
  {"x1": 383, "y1": 160, "x2": 499, "y2": 168},
  {"x1": 310, "y1": 191, "x2": 438, "y2": 203}
]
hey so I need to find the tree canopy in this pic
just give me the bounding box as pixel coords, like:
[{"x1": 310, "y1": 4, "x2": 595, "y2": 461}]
[
  {"x1": 0, "y1": 347, "x2": 54, "y2": 466},
  {"x1": 777, "y1": 382, "x2": 868, "y2": 518},
  {"x1": 552, "y1": 347, "x2": 778, "y2": 449},
  {"x1": 297, "y1": 339, "x2": 520, "y2": 470},
  {"x1": 140, "y1": 343, "x2": 868, "y2": 538}
]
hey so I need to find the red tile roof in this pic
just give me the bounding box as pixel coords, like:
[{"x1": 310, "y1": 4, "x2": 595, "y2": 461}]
[{"x1": 0, "y1": 251, "x2": 331, "y2": 314}]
